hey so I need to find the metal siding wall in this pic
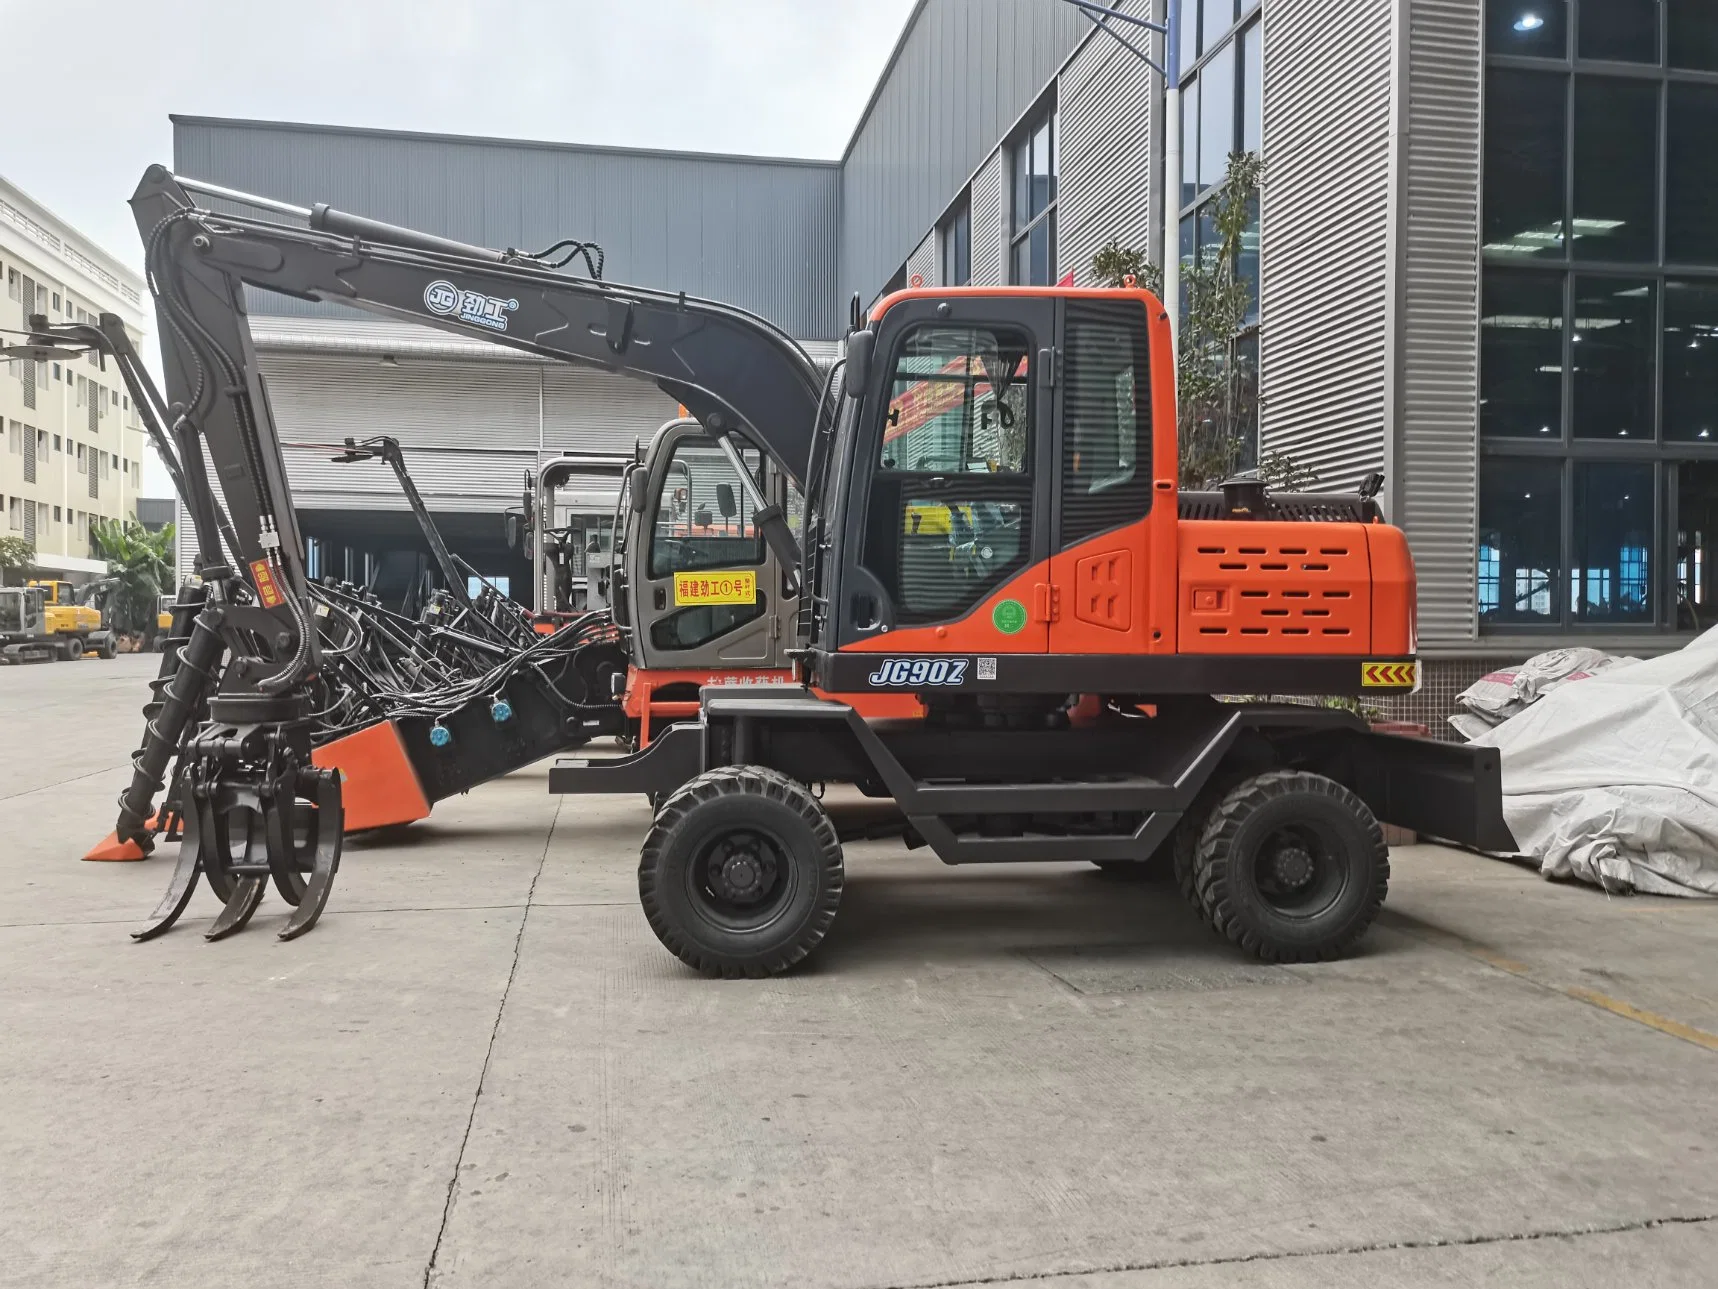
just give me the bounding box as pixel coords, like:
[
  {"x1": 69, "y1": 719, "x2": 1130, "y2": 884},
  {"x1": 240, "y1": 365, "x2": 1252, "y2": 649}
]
[
  {"x1": 174, "y1": 122, "x2": 843, "y2": 339},
  {"x1": 970, "y1": 152, "x2": 1006, "y2": 287},
  {"x1": 253, "y1": 351, "x2": 665, "y2": 514},
  {"x1": 839, "y1": 0, "x2": 1087, "y2": 300},
  {"x1": 1258, "y1": 0, "x2": 1395, "y2": 491},
  {"x1": 257, "y1": 354, "x2": 539, "y2": 452},
  {"x1": 907, "y1": 230, "x2": 937, "y2": 288},
  {"x1": 541, "y1": 365, "x2": 681, "y2": 454},
  {"x1": 1401, "y1": 0, "x2": 1482, "y2": 646},
  {"x1": 1058, "y1": 0, "x2": 1157, "y2": 286}
]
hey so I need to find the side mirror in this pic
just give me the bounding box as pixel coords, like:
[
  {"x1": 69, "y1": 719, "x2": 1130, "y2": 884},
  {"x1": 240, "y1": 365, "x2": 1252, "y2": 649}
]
[
  {"x1": 716, "y1": 482, "x2": 737, "y2": 518},
  {"x1": 503, "y1": 513, "x2": 521, "y2": 551},
  {"x1": 628, "y1": 471, "x2": 649, "y2": 514},
  {"x1": 845, "y1": 330, "x2": 874, "y2": 398}
]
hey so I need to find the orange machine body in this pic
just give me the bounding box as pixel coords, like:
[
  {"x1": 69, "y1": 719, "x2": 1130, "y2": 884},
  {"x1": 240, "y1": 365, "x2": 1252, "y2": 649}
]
[{"x1": 840, "y1": 286, "x2": 1418, "y2": 675}]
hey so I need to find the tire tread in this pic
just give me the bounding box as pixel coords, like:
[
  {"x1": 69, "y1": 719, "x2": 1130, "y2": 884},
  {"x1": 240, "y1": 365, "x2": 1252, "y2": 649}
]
[
  {"x1": 639, "y1": 765, "x2": 842, "y2": 979},
  {"x1": 1192, "y1": 770, "x2": 1388, "y2": 964}
]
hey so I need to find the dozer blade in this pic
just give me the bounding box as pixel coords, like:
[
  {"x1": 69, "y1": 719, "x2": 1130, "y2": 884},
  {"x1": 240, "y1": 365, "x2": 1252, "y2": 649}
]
[{"x1": 205, "y1": 876, "x2": 267, "y2": 941}]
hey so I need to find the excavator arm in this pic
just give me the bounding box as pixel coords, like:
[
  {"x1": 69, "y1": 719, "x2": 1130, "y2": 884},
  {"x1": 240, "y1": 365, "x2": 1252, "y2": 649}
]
[
  {"x1": 133, "y1": 165, "x2": 826, "y2": 611},
  {"x1": 46, "y1": 165, "x2": 839, "y2": 940}
]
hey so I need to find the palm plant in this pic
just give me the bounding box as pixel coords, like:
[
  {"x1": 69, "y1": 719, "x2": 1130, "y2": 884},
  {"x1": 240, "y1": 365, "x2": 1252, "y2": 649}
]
[{"x1": 90, "y1": 519, "x2": 176, "y2": 634}]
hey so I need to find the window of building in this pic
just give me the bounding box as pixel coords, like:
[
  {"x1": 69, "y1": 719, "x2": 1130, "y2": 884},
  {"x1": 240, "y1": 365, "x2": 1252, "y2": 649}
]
[
  {"x1": 6, "y1": 269, "x2": 17, "y2": 301},
  {"x1": 1011, "y1": 108, "x2": 1057, "y2": 286},
  {"x1": 1664, "y1": 279, "x2": 1718, "y2": 441},
  {"x1": 1574, "y1": 78, "x2": 1657, "y2": 262},
  {"x1": 1670, "y1": 0, "x2": 1718, "y2": 71},
  {"x1": 940, "y1": 198, "x2": 971, "y2": 289},
  {"x1": 51, "y1": 363, "x2": 61, "y2": 381},
  {"x1": 52, "y1": 435, "x2": 61, "y2": 451},
  {"x1": 1679, "y1": 461, "x2": 1718, "y2": 628},
  {"x1": 1197, "y1": 40, "x2": 1236, "y2": 192},
  {"x1": 51, "y1": 292, "x2": 60, "y2": 311},
  {"x1": 1578, "y1": 0, "x2": 1659, "y2": 63},
  {"x1": 53, "y1": 505, "x2": 61, "y2": 523},
  {"x1": 1177, "y1": 0, "x2": 1263, "y2": 384},
  {"x1": 1483, "y1": 69, "x2": 1567, "y2": 258},
  {"x1": 1480, "y1": 460, "x2": 1564, "y2": 624},
  {"x1": 1482, "y1": 4, "x2": 1715, "y2": 635},
  {"x1": 1488, "y1": 0, "x2": 1570, "y2": 55},
  {"x1": 1572, "y1": 276, "x2": 1655, "y2": 439},
  {"x1": 1668, "y1": 84, "x2": 1718, "y2": 265},
  {"x1": 1477, "y1": 278, "x2": 1573, "y2": 443},
  {"x1": 1571, "y1": 462, "x2": 1655, "y2": 621}
]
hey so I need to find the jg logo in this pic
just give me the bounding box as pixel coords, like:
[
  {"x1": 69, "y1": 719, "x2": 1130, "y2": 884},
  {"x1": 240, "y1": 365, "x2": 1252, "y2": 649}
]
[{"x1": 424, "y1": 279, "x2": 519, "y2": 332}]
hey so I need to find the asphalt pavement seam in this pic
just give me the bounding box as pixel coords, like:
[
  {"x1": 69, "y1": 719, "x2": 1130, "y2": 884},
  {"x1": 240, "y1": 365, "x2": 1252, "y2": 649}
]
[
  {"x1": 858, "y1": 1213, "x2": 1718, "y2": 1289},
  {"x1": 421, "y1": 796, "x2": 561, "y2": 1289}
]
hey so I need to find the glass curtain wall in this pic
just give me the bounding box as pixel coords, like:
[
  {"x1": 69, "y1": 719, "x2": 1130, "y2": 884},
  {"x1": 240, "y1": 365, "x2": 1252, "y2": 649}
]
[{"x1": 1482, "y1": 0, "x2": 1718, "y2": 633}]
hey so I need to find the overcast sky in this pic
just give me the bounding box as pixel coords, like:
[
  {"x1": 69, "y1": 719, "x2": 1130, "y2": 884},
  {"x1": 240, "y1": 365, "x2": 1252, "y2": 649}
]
[
  {"x1": 0, "y1": 0, "x2": 918, "y2": 272},
  {"x1": 0, "y1": 0, "x2": 917, "y2": 497}
]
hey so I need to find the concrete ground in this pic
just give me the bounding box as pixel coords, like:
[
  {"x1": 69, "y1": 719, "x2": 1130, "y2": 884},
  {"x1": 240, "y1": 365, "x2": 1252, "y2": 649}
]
[{"x1": 2, "y1": 654, "x2": 1715, "y2": 1288}]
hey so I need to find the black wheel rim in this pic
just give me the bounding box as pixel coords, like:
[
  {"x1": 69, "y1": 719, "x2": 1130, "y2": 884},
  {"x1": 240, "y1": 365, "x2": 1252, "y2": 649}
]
[
  {"x1": 685, "y1": 824, "x2": 798, "y2": 932},
  {"x1": 1249, "y1": 821, "x2": 1349, "y2": 919}
]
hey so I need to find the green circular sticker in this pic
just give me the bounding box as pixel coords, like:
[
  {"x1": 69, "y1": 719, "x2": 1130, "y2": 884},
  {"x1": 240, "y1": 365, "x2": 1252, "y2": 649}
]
[{"x1": 992, "y1": 599, "x2": 1028, "y2": 635}]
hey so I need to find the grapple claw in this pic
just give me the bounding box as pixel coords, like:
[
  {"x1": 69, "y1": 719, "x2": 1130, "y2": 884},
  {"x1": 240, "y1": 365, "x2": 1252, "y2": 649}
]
[
  {"x1": 277, "y1": 769, "x2": 343, "y2": 941},
  {"x1": 205, "y1": 875, "x2": 267, "y2": 941},
  {"x1": 131, "y1": 813, "x2": 204, "y2": 942}
]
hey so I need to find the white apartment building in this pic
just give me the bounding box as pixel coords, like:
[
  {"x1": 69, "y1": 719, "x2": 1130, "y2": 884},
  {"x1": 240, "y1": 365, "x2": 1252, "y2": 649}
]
[{"x1": 1, "y1": 173, "x2": 149, "y2": 579}]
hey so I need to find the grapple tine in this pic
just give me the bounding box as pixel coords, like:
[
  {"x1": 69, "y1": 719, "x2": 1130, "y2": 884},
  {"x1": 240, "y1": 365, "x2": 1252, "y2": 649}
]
[
  {"x1": 278, "y1": 770, "x2": 343, "y2": 941},
  {"x1": 204, "y1": 875, "x2": 266, "y2": 941},
  {"x1": 131, "y1": 817, "x2": 204, "y2": 942}
]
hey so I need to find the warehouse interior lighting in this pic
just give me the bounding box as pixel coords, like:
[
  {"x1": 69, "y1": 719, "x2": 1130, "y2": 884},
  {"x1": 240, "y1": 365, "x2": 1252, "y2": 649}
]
[{"x1": 1514, "y1": 12, "x2": 1545, "y2": 31}]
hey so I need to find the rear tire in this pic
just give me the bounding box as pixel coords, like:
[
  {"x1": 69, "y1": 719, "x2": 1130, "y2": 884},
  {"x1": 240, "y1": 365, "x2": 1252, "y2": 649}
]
[
  {"x1": 1192, "y1": 771, "x2": 1388, "y2": 964},
  {"x1": 639, "y1": 765, "x2": 843, "y2": 978},
  {"x1": 95, "y1": 637, "x2": 117, "y2": 660},
  {"x1": 62, "y1": 636, "x2": 85, "y2": 661}
]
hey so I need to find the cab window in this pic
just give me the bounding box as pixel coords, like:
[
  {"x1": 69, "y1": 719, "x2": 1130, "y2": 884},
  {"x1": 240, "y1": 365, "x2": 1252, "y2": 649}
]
[
  {"x1": 862, "y1": 325, "x2": 1035, "y2": 627},
  {"x1": 648, "y1": 439, "x2": 765, "y2": 579}
]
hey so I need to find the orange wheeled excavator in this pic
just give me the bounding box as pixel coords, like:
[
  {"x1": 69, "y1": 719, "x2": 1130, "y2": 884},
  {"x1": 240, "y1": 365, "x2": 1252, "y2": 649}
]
[
  {"x1": 561, "y1": 287, "x2": 1516, "y2": 976},
  {"x1": 10, "y1": 167, "x2": 1508, "y2": 957}
]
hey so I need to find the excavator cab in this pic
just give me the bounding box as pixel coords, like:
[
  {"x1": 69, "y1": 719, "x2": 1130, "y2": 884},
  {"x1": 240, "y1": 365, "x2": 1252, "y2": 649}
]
[
  {"x1": 626, "y1": 419, "x2": 798, "y2": 673},
  {"x1": 29, "y1": 579, "x2": 77, "y2": 607}
]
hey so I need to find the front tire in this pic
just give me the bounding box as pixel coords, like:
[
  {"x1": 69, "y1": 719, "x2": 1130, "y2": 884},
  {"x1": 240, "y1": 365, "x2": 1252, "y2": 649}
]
[
  {"x1": 1192, "y1": 771, "x2": 1388, "y2": 964},
  {"x1": 639, "y1": 765, "x2": 843, "y2": 978},
  {"x1": 62, "y1": 636, "x2": 86, "y2": 661}
]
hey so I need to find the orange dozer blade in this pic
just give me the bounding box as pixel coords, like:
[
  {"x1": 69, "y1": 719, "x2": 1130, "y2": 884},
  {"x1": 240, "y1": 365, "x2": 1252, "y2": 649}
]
[
  {"x1": 311, "y1": 719, "x2": 433, "y2": 833},
  {"x1": 83, "y1": 833, "x2": 150, "y2": 862}
]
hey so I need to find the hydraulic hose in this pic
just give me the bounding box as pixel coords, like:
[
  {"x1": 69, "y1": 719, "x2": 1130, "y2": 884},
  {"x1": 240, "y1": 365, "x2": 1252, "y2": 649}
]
[{"x1": 115, "y1": 586, "x2": 221, "y2": 847}]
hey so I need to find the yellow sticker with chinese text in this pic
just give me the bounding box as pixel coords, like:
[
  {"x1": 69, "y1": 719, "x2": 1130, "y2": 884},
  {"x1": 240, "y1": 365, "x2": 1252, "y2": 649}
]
[{"x1": 673, "y1": 570, "x2": 757, "y2": 606}]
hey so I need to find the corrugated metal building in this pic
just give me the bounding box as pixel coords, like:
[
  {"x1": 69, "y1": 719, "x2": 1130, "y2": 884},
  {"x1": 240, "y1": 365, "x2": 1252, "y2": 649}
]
[{"x1": 172, "y1": 0, "x2": 1718, "y2": 715}]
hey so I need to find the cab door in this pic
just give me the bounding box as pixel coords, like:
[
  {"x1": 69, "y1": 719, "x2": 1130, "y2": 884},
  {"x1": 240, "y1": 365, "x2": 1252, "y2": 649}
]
[
  {"x1": 1047, "y1": 296, "x2": 1162, "y2": 656},
  {"x1": 834, "y1": 296, "x2": 1057, "y2": 656},
  {"x1": 631, "y1": 423, "x2": 783, "y2": 671}
]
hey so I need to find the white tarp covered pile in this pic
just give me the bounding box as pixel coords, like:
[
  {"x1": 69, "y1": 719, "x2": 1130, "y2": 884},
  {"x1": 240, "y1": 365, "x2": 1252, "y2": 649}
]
[
  {"x1": 1471, "y1": 626, "x2": 1718, "y2": 897},
  {"x1": 1448, "y1": 647, "x2": 1639, "y2": 740}
]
